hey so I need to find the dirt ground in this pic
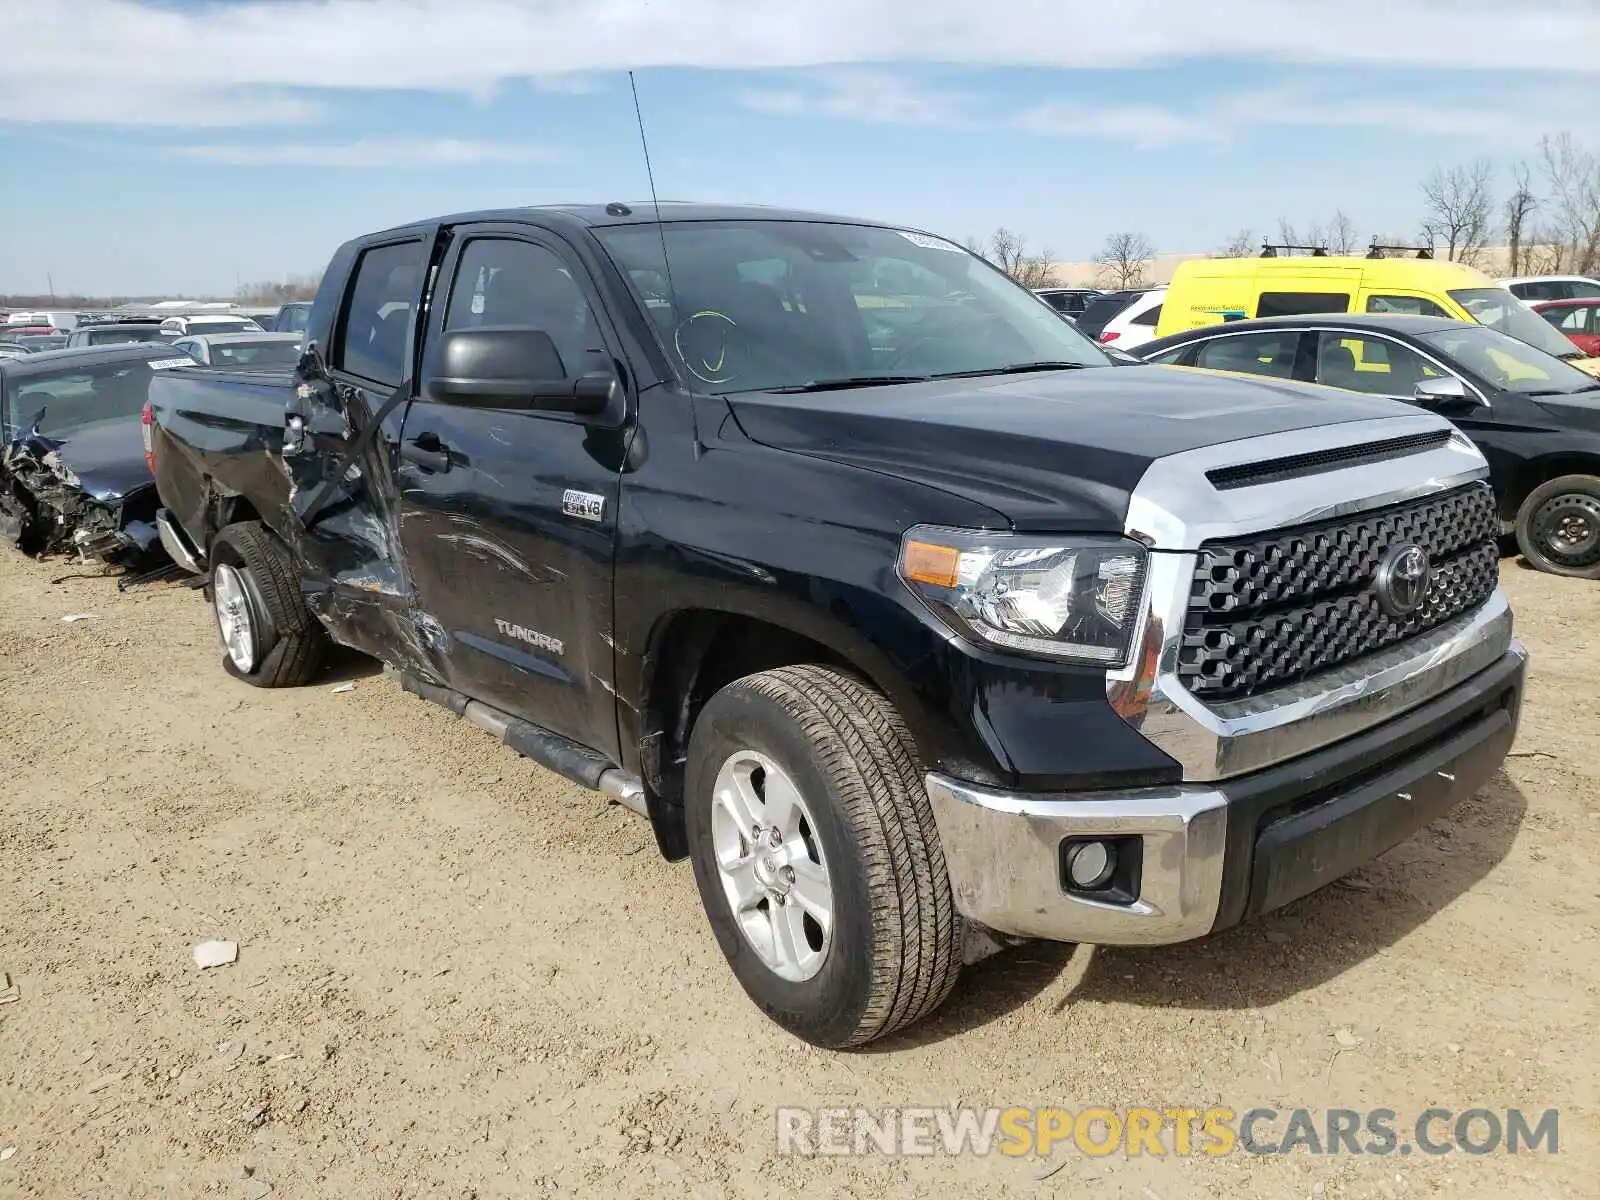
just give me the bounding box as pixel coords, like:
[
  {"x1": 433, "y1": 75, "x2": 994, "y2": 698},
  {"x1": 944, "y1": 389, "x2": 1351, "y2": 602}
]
[{"x1": 0, "y1": 551, "x2": 1595, "y2": 1200}]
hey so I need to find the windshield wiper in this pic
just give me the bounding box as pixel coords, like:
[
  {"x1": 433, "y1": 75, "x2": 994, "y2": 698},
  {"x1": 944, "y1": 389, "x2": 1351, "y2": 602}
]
[
  {"x1": 931, "y1": 361, "x2": 1096, "y2": 380},
  {"x1": 766, "y1": 375, "x2": 930, "y2": 393}
]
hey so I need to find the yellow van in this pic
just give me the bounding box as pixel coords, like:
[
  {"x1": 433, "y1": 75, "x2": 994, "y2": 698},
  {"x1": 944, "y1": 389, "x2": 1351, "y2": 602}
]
[{"x1": 1155, "y1": 254, "x2": 1600, "y2": 377}]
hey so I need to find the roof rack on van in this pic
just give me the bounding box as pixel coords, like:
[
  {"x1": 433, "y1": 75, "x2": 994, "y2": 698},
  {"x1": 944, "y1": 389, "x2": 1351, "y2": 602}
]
[
  {"x1": 1259, "y1": 242, "x2": 1331, "y2": 258},
  {"x1": 1365, "y1": 241, "x2": 1434, "y2": 260}
]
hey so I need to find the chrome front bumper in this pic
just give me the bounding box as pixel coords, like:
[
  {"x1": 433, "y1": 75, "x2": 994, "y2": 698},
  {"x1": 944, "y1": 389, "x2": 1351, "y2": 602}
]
[
  {"x1": 926, "y1": 776, "x2": 1230, "y2": 944},
  {"x1": 927, "y1": 639, "x2": 1527, "y2": 946}
]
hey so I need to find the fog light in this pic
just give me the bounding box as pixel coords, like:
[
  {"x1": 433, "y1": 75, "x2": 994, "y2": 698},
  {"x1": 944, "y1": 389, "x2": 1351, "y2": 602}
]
[{"x1": 1065, "y1": 840, "x2": 1116, "y2": 890}]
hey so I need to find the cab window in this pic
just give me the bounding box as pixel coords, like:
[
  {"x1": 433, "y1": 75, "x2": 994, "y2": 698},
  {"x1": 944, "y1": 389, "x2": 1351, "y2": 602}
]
[
  {"x1": 1256, "y1": 291, "x2": 1350, "y2": 318},
  {"x1": 334, "y1": 239, "x2": 426, "y2": 386},
  {"x1": 1571, "y1": 280, "x2": 1600, "y2": 299},
  {"x1": 1190, "y1": 331, "x2": 1301, "y2": 379},
  {"x1": 1312, "y1": 332, "x2": 1445, "y2": 396},
  {"x1": 1367, "y1": 295, "x2": 1450, "y2": 317}
]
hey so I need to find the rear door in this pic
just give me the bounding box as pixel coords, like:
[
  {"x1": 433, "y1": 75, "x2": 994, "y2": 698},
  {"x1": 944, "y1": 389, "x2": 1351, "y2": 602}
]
[
  {"x1": 282, "y1": 228, "x2": 438, "y2": 658},
  {"x1": 393, "y1": 223, "x2": 632, "y2": 761},
  {"x1": 1181, "y1": 328, "x2": 1309, "y2": 380},
  {"x1": 1307, "y1": 329, "x2": 1452, "y2": 400}
]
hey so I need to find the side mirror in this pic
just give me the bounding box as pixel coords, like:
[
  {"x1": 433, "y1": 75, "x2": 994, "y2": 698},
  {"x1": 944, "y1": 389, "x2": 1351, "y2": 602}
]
[
  {"x1": 425, "y1": 327, "x2": 619, "y2": 416},
  {"x1": 1412, "y1": 375, "x2": 1474, "y2": 408}
]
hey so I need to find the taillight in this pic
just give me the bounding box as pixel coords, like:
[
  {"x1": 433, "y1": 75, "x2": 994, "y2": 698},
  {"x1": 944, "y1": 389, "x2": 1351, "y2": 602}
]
[
  {"x1": 1099, "y1": 331, "x2": 1121, "y2": 343},
  {"x1": 141, "y1": 401, "x2": 155, "y2": 473}
]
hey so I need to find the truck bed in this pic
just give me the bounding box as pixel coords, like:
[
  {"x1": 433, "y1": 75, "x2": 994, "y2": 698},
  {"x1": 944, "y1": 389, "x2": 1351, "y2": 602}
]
[{"x1": 147, "y1": 366, "x2": 295, "y2": 550}]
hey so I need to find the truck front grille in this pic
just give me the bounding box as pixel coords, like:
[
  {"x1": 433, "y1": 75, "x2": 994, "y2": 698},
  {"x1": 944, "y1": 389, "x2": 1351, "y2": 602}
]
[{"x1": 1178, "y1": 482, "x2": 1498, "y2": 700}]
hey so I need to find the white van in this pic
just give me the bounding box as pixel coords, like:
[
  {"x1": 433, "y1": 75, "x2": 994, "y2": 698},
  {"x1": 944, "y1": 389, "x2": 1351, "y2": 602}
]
[{"x1": 5, "y1": 310, "x2": 80, "y2": 331}]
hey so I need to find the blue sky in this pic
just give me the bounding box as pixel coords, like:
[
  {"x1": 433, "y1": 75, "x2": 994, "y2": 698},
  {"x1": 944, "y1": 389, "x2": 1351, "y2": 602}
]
[{"x1": 1, "y1": 0, "x2": 1598, "y2": 296}]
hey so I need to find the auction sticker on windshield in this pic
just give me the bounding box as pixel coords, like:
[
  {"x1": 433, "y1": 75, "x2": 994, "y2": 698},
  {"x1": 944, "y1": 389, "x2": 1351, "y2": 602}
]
[
  {"x1": 147, "y1": 358, "x2": 196, "y2": 370},
  {"x1": 898, "y1": 230, "x2": 963, "y2": 252}
]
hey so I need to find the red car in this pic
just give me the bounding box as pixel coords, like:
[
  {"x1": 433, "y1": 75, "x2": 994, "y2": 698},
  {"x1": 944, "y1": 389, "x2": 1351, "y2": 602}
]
[{"x1": 1532, "y1": 297, "x2": 1600, "y2": 357}]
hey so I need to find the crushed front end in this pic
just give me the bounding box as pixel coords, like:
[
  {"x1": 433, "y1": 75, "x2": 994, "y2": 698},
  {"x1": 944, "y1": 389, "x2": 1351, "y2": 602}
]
[{"x1": 0, "y1": 432, "x2": 161, "y2": 564}]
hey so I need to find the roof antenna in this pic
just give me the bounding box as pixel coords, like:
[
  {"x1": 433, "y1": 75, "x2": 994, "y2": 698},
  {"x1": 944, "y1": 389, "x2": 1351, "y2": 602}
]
[{"x1": 628, "y1": 69, "x2": 702, "y2": 457}]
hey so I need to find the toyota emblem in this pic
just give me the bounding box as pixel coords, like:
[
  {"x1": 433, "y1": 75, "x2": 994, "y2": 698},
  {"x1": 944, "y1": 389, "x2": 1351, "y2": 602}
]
[{"x1": 1376, "y1": 543, "x2": 1431, "y2": 617}]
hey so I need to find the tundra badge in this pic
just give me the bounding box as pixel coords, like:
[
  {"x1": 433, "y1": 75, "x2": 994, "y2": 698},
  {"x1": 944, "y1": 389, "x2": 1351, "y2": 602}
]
[
  {"x1": 494, "y1": 619, "x2": 565, "y2": 656},
  {"x1": 562, "y1": 489, "x2": 605, "y2": 522}
]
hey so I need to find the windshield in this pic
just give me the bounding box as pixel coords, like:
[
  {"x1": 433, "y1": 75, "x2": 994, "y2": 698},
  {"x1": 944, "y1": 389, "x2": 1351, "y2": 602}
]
[
  {"x1": 595, "y1": 220, "x2": 1109, "y2": 394},
  {"x1": 1419, "y1": 324, "x2": 1599, "y2": 396},
  {"x1": 1450, "y1": 288, "x2": 1588, "y2": 360},
  {"x1": 210, "y1": 339, "x2": 302, "y2": 368},
  {"x1": 5, "y1": 360, "x2": 158, "y2": 439}
]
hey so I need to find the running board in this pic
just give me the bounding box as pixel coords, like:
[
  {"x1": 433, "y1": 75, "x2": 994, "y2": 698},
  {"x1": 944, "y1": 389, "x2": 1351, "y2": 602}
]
[
  {"x1": 393, "y1": 670, "x2": 647, "y2": 817},
  {"x1": 155, "y1": 509, "x2": 205, "y2": 574}
]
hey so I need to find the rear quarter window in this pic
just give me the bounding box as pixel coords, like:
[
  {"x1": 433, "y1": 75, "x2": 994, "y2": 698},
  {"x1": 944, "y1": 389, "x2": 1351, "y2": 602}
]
[{"x1": 1256, "y1": 292, "x2": 1351, "y2": 318}]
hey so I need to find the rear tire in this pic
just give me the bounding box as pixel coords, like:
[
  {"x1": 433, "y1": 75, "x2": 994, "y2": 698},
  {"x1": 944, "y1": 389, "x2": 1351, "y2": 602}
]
[
  {"x1": 1515, "y1": 475, "x2": 1600, "y2": 579},
  {"x1": 209, "y1": 522, "x2": 327, "y2": 687},
  {"x1": 684, "y1": 665, "x2": 961, "y2": 1048}
]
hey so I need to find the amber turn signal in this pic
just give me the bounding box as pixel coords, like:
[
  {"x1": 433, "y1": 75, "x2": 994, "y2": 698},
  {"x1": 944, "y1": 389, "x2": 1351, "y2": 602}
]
[{"x1": 901, "y1": 539, "x2": 961, "y2": 588}]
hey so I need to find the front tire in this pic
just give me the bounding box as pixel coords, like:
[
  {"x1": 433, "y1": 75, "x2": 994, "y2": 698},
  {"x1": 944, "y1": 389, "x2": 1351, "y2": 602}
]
[
  {"x1": 209, "y1": 522, "x2": 327, "y2": 687},
  {"x1": 684, "y1": 665, "x2": 961, "y2": 1048},
  {"x1": 1515, "y1": 475, "x2": 1600, "y2": 578}
]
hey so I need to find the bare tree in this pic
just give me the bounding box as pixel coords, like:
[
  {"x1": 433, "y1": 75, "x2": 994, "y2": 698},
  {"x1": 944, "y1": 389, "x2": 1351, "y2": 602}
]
[
  {"x1": 1502, "y1": 161, "x2": 1539, "y2": 277},
  {"x1": 1419, "y1": 159, "x2": 1495, "y2": 264},
  {"x1": 236, "y1": 274, "x2": 322, "y2": 304},
  {"x1": 1327, "y1": 209, "x2": 1359, "y2": 255},
  {"x1": 1214, "y1": 228, "x2": 1255, "y2": 258},
  {"x1": 1273, "y1": 216, "x2": 1331, "y2": 252},
  {"x1": 968, "y1": 227, "x2": 1058, "y2": 288},
  {"x1": 1094, "y1": 232, "x2": 1155, "y2": 289},
  {"x1": 1537, "y1": 132, "x2": 1600, "y2": 275}
]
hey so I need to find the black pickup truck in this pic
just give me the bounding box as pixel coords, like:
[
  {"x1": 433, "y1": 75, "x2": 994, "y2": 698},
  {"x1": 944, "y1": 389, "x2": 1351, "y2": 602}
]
[{"x1": 147, "y1": 203, "x2": 1526, "y2": 1048}]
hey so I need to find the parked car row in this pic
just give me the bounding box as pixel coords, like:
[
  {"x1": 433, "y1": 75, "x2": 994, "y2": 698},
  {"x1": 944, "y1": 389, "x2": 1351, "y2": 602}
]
[
  {"x1": 1, "y1": 298, "x2": 313, "y2": 352},
  {"x1": 1045, "y1": 256, "x2": 1600, "y2": 368}
]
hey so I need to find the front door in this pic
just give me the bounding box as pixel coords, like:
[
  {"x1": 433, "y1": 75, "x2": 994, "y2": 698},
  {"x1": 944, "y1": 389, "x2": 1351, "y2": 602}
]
[{"x1": 394, "y1": 225, "x2": 631, "y2": 761}]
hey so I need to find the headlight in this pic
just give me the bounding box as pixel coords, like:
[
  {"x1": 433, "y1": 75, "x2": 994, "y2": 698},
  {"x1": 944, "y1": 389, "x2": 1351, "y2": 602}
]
[{"x1": 896, "y1": 525, "x2": 1147, "y2": 667}]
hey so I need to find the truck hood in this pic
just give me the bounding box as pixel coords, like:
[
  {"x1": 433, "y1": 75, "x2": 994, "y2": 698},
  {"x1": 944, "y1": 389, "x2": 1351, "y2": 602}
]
[
  {"x1": 727, "y1": 366, "x2": 1413, "y2": 530},
  {"x1": 46, "y1": 420, "x2": 153, "y2": 502}
]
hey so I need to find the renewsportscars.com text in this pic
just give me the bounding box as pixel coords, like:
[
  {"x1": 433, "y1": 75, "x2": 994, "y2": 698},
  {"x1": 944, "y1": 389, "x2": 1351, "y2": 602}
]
[{"x1": 775, "y1": 1106, "x2": 1560, "y2": 1158}]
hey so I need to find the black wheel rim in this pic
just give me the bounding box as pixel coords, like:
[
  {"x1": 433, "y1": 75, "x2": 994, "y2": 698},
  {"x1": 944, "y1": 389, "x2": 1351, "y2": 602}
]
[{"x1": 1533, "y1": 492, "x2": 1600, "y2": 569}]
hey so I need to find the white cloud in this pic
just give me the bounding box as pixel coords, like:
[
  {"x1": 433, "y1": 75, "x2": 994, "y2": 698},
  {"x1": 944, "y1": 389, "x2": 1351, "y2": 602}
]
[
  {"x1": 170, "y1": 138, "x2": 561, "y2": 167},
  {"x1": 736, "y1": 69, "x2": 977, "y2": 127},
  {"x1": 747, "y1": 71, "x2": 1597, "y2": 150},
  {"x1": 1, "y1": 0, "x2": 1598, "y2": 128}
]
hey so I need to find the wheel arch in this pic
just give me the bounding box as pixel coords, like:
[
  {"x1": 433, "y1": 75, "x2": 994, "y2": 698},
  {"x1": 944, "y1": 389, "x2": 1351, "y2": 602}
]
[
  {"x1": 1505, "y1": 453, "x2": 1600, "y2": 518},
  {"x1": 632, "y1": 600, "x2": 947, "y2": 861}
]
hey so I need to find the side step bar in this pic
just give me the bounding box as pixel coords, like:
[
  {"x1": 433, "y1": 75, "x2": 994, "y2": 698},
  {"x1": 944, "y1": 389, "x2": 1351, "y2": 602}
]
[
  {"x1": 156, "y1": 509, "x2": 206, "y2": 575},
  {"x1": 394, "y1": 670, "x2": 648, "y2": 817}
]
